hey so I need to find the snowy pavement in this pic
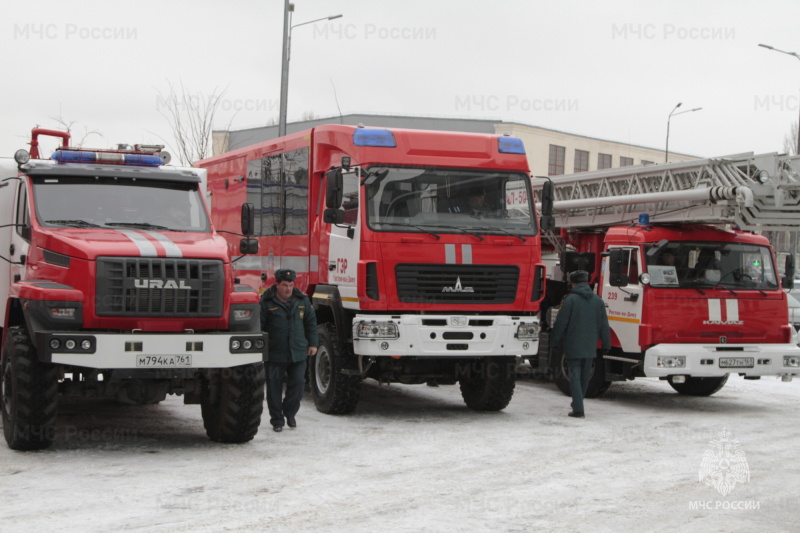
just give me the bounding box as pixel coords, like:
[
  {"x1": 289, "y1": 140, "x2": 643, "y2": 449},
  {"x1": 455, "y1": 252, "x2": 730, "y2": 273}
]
[{"x1": 1, "y1": 371, "x2": 798, "y2": 533}]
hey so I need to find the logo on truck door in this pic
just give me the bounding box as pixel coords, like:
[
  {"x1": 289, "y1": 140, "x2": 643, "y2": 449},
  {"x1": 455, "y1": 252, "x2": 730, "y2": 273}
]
[{"x1": 703, "y1": 299, "x2": 743, "y2": 325}]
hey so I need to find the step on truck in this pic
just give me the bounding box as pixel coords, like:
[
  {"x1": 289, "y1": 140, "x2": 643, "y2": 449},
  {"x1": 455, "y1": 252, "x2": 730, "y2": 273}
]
[
  {"x1": 533, "y1": 152, "x2": 800, "y2": 397},
  {"x1": 0, "y1": 128, "x2": 267, "y2": 450},
  {"x1": 197, "y1": 125, "x2": 549, "y2": 414}
]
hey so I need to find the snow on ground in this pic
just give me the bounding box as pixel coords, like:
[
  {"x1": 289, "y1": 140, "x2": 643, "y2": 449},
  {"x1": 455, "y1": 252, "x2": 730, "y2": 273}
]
[{"x1": 1, "y1": 370, "x2": 798, "y2": 533}]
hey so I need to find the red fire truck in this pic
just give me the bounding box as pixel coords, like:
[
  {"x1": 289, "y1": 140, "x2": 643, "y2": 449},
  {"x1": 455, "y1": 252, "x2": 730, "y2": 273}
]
[
  {"x1": 533, "y1": 153, "x2": 800, "y2": 397},
  {"x1": 197, "y1": 124, "x2": 548, "y2": 414},
  {"x1": 0, "y1": 129, "x2": 267, "y2": 450}
]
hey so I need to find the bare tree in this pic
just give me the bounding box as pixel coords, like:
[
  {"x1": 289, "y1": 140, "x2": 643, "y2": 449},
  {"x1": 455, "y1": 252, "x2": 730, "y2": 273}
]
[
  {"x1": 783, "y1": 119, "x2": 799, "y2": 156},
  {"x1": 155, "y1": 81, "x2": 229, "y2": 165},
  {"x1": 48, "y1": 115, "x2": 103, "y2": 147}
]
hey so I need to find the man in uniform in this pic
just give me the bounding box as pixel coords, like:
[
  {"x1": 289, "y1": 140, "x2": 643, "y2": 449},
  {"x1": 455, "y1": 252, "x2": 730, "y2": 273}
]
[
  {"x1": 551, "y1": 270, "x2": 611, "y2": 419},
  {"x1": 260, "y1": 269, "x2": 319, "y2": 432}
]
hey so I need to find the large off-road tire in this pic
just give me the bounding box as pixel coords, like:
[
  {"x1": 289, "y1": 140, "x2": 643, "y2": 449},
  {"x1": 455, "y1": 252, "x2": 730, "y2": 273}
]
[
  {"x1": 201, "y1": 362, "x2": 265, "y2": 443},
  {"x1": 458, "y1": 356, "x2": 516, "y2": 411},
  {"x1": 667, "y1": 375, "x2": 728, "y2": 396},
  {"x1": 310, "y1": 323, "x2": 361, "y2": 414},
  {"x1": 553, "y1": 354, "x2": 611, "y2": 398},
  {"x1": 1, "y1": 326, "x2": 58, "y2": 450}
]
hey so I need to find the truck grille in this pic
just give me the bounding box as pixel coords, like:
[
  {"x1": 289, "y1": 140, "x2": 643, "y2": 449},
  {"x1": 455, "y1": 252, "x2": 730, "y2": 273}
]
[
  {"x1": 96, "y1": 257, "x2": 223, "y2": 317},
  {"x1": 395, "y1": 264, "x2": 519, "y2": 304}
]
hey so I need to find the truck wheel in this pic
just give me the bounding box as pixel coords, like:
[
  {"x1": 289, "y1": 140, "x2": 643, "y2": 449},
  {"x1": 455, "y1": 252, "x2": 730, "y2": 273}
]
[
  {"x1": 201, "y1": 362, "x2": 265, "y2": 443},
  {"x1": 458, "y1": 357, "x2": 516, "y2": 411},
  {"x1": 667, "y1": 375, "x2": 728, "y2": 396},
  {"x1": 1, "y1": 326, "x2": 58, "y2": 450},
  {"x1": 553, "y1": 355, "x2": 611, "y2": 398},
  {"x1": 310, "y1": 323, "x2": 361, "y2": 414}
]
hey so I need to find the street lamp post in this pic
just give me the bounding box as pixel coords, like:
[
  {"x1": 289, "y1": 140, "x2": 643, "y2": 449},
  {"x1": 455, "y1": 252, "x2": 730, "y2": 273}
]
[
  {"x1": 278, "y1": 1, "x2": 343, "y2": 137},
  {"x1": 758, "y1": 43, "x2": 800, "y2": 155},
  {"x1": 665, "y1": 102, "x2": 702, "y2": 163}
]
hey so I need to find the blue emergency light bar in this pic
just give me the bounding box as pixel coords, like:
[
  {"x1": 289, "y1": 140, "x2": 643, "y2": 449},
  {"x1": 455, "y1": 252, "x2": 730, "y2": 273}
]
[
  {"x1": 51, "y1": 150, "x2": 164, "y2": 167},
  {"x1": 353, "y1": 128, "x2": 397, "y2": 147},
  {"x1": 498, "y1": 136, "x2": 526, "y2": 154}
]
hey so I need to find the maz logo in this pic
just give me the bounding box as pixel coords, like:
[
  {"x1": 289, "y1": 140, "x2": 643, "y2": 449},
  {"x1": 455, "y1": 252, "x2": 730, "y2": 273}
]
[
  {"x1": 134, "y1": 279, "x2": 192, "y2": 290},
  {"x1": 442, "y1": 277, "x2": 474, "y2": 293}
]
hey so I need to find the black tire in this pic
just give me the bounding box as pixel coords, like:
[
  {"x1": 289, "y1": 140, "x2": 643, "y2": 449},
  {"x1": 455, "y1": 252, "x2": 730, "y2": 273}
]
[
  {"x1": 309, "y1": 323, "x2": 361, "y2": 414},
  {"x1": 553, "y1": 354, "x2": 611, "y2": 398},
  {"x1": 458, "y1": 357, "x2": 516, "y2": 411},
  {"x1": 1, "y1": 326, "x2": 58, "y2": 450},
  {"x1": 667, "y1": 375, "x2": 728, "y2": 396},
  {"x1": 201, "y1": 362, "x2": 265, "y2": 443}
]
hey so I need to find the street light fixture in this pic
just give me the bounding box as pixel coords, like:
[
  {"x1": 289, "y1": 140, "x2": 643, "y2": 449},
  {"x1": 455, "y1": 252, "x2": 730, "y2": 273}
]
[
  {"x1": 758, "y1": 43, "x2": 800, "y2": 155},
  {"x1": 278, "y1": 1, "x2": 343, "y2": 137},
  {"x1": 665, "y1": 102, "x2": 702, "y2": 162}
]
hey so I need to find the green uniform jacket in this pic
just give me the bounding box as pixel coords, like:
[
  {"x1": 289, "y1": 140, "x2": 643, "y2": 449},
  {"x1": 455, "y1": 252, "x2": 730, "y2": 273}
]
[
  {"x1": 551, "y1": 282, "x2": 611, "y2": 359},
  {"x1": 260, "y1": 286, "x2": 319, "y2": 363}
]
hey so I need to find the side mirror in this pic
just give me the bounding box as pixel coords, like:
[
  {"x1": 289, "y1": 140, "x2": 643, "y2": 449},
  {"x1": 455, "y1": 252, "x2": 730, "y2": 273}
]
[
  {"x1": 323, "y1": 208, "x2": 345, "y2": 224},
  {"x1": 784, "y1": 254, "x2": 796, "y2": 289},
  {"x1": 239, "y1": 238, "x2": 258, "y2": 255},
  {"x1": 608, "y1": 248, "x2": 629, "y2": 287},
  {"x1": 326, "y1": 168, "x2": 343, "y2": 209},
  {"x1": 539, "y1": 179, "x2": 555, "y2": 232},
  {"x1": 241, "y1": 203, "x2": 255, "y2": 236}
]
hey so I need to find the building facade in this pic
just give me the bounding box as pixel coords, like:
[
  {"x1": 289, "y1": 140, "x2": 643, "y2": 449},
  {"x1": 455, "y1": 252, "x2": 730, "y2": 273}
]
[{"x1": 211, "y1": 114, "x2": 698, "y2": 177}]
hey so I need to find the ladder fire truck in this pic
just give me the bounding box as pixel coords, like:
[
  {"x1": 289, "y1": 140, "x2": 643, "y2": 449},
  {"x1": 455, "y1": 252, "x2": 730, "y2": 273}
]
[
  {"x1": 0, "y1": 128, "x2": 267, "y2": 450},
  {"x1": 533, "y1": 152, "x2": 800, "y2": 397},
  {"x1": 197, "y1": 124, "x2": 547, "y2": 414}
]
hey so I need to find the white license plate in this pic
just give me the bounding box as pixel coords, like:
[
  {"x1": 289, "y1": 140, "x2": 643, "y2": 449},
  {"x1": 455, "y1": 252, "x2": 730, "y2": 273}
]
[
  {"x1": 136, "y1": 354, "x2": 192, "y2": 367},
  {"x1": 719, "y1": 357, "x2": 754, "y2": 368}
]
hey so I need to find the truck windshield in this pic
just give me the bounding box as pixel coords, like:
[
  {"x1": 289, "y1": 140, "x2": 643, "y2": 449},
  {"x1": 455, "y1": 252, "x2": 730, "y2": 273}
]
[
  {"x1": 364, "y1": 167, "x2": 535, "y2": 236},
  {"x1": 645, "y1": 241, "x2": 778, "y2": 290},
  {"x1": 32, "y1": 176, "x2": 210, "y2": 233}
]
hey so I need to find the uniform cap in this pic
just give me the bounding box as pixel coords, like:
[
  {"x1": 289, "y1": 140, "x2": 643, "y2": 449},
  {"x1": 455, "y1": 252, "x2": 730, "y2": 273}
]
[
  {"x1": 569, "y1": 270, "x2": 589, "y2": 283},
  {"x1": 275, "y1": 269, "x2": 297, "y2": 282}
]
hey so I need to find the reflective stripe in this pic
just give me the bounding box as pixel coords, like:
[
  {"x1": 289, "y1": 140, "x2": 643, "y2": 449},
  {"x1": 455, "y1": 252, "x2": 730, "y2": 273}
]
[
  {"x1": 145, "y1": 231, "x2": 182, "y2": 258},
  {"x1": 117, "y1": 230, "x2": 157, "y2": 257},
  {"x1": 726, "y1": 299, "x2": 739, "y2": 322},
  {"x1": 462, "y1": 244, "x2": 472, "y2": 264},
  {"x1": 708, "y1": 299, "x2": 722, "y2": 322},
  {"x1": 445, "y1": 244, "x2": 456, "y2": 264}
]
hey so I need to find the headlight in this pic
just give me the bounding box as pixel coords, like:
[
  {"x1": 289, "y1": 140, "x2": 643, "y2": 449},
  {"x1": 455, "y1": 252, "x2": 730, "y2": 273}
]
[
  {"x1": 233, "y1": 309, "x2": 252, "y2": 321},
  {"x1": 784, "y1": 355, "x2": 800, "y2": 368},
  {"x1": 657, "y1": 356, "x2": 686, "y2": 368},
  {"x1": 355, "y1": 321, "x2": 399, "y2": 339},
  {"x1": 517, "y1": 322, "x2": 540, "y2": 340}
]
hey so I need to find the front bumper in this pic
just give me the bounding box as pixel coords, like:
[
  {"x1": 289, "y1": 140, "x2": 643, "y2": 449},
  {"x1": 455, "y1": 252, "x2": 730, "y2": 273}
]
[
  {"x1": 35, "y1": 331, "x2": 267, "y2": 369},
  {"x1": 643, "y1": 343, "x2": 800, "y2": 378},
  {"x1": 352, "y1": 314, "x2": 539, "y2": 357}
]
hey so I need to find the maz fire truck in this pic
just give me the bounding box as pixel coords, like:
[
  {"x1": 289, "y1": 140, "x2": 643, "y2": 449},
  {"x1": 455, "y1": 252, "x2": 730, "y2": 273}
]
[
  {"x1": 533, "y1": 152, "x2": 800, "y2": 397},
  {"x1": 0, "y1": 128, "x2": 267, "y2": 450},
  {"x1": 197, "y1": 125, "x2": 547, "y2": 414}
]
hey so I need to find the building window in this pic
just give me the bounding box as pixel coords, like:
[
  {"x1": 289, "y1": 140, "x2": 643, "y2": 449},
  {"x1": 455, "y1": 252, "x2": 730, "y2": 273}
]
[
  {"x1": 598, "y1": 153, "x2": 612, "y2": 170},
  {"x1": 620, "y1": 156, "x2": 634, "y2": 167},
  {"x1": 548, "y1": 145, "x2": 566, "y2": 176},
  {"x1": 574, "y1": 149, "x2": 589, "y2": 173}
]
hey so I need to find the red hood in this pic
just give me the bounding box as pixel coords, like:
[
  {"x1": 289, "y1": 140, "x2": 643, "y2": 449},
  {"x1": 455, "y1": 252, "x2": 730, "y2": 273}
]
[{"x1": 36, "y1": 228, "x2": 230, "y2": 262}]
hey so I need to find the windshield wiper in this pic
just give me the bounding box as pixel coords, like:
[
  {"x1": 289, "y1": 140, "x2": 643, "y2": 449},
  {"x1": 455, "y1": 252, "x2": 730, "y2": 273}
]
[
  {"x1": 45, "y1": 219, "x2": 102, "y2": 228},
  {"x1": 105, "y1": 222, "x2": 171, "y2": 230},
  {"x1": 437, "y1": 225, "x2": 484, "y2": 241},
  {"x1": 380, "y1": 222, "x2": 441, "y2": 239}
]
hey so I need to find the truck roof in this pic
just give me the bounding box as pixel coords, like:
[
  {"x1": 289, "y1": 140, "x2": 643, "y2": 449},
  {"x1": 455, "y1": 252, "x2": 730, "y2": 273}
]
[
  {"x1": 21, "y1": 159, "x2": 203, "y2": 184},
  {"x1": 604, "y1": 224, "x2": 770, "y2": 246}
]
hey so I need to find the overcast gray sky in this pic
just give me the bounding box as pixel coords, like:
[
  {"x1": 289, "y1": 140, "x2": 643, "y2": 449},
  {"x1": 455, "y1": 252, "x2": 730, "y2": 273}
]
[{"x1": 3, "y1": 0, "x2": 800, "y2": 163}]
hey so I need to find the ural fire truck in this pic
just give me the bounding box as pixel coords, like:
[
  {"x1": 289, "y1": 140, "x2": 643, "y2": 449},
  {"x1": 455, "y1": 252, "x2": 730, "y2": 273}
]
[
  {"x1": 197, "y1": 125, "x2": 547, "y2": 414},
  {"x1": 533, "y1": 152, "x2": 800, "y2": 397},
  {"x1": 0, "y1": 129, "x2": 267, "y2": 450}
]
